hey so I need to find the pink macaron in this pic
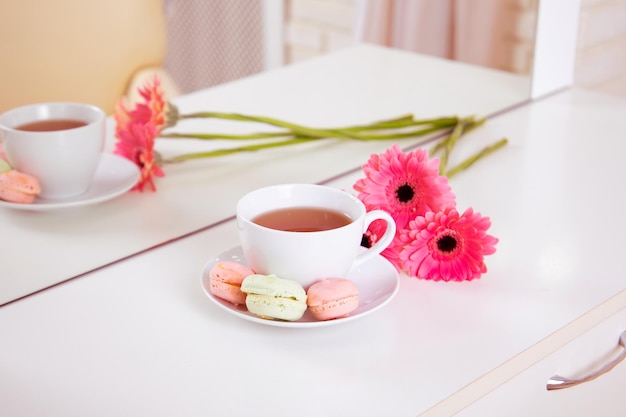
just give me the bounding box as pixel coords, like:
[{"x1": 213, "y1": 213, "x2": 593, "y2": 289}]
[
  {"x1": 209, "y1": 261, "x2": 254, "y2": 305},
  {"x1": 306, "y1": 278, "x2": 359, "y2": 320},
  {"x1": 0, "y1": 169, "x2": 41, "y2": 204}
]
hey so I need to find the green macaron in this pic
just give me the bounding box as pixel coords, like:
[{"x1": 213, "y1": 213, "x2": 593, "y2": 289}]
[{"x1": 240, "y1": 274, "x2": 307, "y2": 321}]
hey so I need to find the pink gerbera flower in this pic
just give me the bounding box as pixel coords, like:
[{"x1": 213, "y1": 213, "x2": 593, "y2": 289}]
[
  {"x1": 361, "y1": 218, "x2": 404, "y2": 271},
  {"x1": 114, "y1": 74, "x2": 168, "y2": 191},
  {"x1": 114, "y1": 75, "x2": 166, "y2": 135},
  {"x1": 354, "y1": 144, "x2": 455, "y2": 229},
  {"x1": 397, "y1": 207, "x2": 498, "y2": 281},
  {"x1": 114, "y1": 122, "x2": 164, "y2": 192},
  {"x1": 114, "y1": 100, "x2": 133, "y2": 139},
  {"x1": 133, "y1": 74, "x2": 167, "y2": 132},
  {"x1": 361, "y1": 218, "x2": 387, "y2": 249}
]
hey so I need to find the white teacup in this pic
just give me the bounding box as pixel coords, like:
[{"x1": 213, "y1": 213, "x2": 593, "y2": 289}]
[
  {"x1": 0, "y1": 102, "x2": 105, "y2": 199},
  {"x1": 236, "y1": 183, "x2": 396, "y2": 289}
]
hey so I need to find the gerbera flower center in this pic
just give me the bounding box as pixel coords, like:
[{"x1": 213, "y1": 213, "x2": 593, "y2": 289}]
[
  {"x1": 436, "y1": 234, "x2": 457, "y2": 253},
  {"x1": 395, "y1": 183, "x2": 415, "y2": 203}
]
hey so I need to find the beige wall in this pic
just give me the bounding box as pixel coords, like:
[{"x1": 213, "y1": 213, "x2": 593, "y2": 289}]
[{"x1": 284, "y1": 0, "x2": 626, "y2": 98}]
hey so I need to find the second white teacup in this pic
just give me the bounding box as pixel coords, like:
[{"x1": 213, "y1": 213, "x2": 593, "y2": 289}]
[
  {"x1": 236, "y1": 183, "x2": 396, "y2": 289},
  {"x1": 0, "y1": 102, "x2": 105, "y2": 199}
]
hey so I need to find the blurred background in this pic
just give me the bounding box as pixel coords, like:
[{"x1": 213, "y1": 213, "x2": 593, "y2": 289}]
[
  {"x1": 164, "y1": 0, "x2": 625, "y2": 97},
  {"x1": 1, "y1": 0, "x2": 624, "y2": 114}
]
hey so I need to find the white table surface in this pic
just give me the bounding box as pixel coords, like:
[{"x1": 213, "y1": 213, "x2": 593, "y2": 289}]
[
  {"x1": 1, "y1": 86, "x2": 625, "y2": 417},
  {"x1": 0, "y1": 44, "x2": 531, "y2": 306}
]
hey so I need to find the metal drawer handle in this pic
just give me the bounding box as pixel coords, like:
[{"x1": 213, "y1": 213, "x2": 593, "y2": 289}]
[{"x1": 547, "y1": 330, "x2": 626, "y2": 390}]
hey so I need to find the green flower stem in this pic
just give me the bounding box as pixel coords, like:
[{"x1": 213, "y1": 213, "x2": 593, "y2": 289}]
[
  {"x1": 340, "y1": 116, "x2": 458, "y2": 131},
  {"x1": 159, "y1": 131, "x2": 291, "y2": 140},
  {"x1": 430, "y1": 116, "x2": 481, "y2": 157},
  {"x1": 161, "y1": 103, "x2": 504, "y2": 176},
  {"x1": 158, "y1": 116, "x2": 460, "y2": 164},
  {"x1": 160, "y1": 122, "x2": 456, "y2": 143},
  {"x1": 438, "y1": 120, "x2": 467, "y2": 175},
  {"x1": 168, "y1": 103, "x2": 457, "y2": 134},
  {"x1": 176, "y1": 112, "x2": 459, "y2": 141},
  {"x1": 178, "y1": 111, "x2": 364, "y2": 140},
  {"x1": 339, "y1": 114, "x2": 414, "y2": 131},
  {"x1": 445, "y1": 138, "x2": 509, "y2": 178},
  {"x1": 355, "y1": 123, "x2": 456, "y2": 141},
  {"x1": 459, "y1": 116, "x2": 486, "y2": 135},
  {"x1": 162, "y1": 137, "x2": 319, "y2": 164}
]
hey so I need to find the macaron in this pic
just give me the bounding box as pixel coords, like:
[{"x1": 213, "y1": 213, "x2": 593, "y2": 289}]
[
  {"x1": 208, "y1": 260, "x2": 254, "y2": 305},
  {"x1": 240, "y1": 274, "x2": 307, "y2": 321},
  {"x1": 306, "y1": 278, "x2": 359, "y2": 321},
  {"x1": 0, "y1": 169, "x2": 41, "y2": 204}
]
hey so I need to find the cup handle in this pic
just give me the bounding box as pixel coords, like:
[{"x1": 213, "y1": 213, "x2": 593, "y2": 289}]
[{"x1": 353, "y1": 209, "x2": 396, "y2": 268}]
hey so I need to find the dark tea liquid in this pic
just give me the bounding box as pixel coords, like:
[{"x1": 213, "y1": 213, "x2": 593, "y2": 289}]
[
  {"x1": 252, "y1": 207, "x2": 352, "y2": 232},
  {"x1": 15, "y1": 119, "x2": 87, "y2": 132}
]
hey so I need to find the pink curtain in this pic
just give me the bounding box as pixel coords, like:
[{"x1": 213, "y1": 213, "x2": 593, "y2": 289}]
[{"x1": 359, "y1": 0, "x2": 525, "y2": 74}]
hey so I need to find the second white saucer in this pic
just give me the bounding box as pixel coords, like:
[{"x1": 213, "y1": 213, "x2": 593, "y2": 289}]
[{"x1": 0, "y1": 153, "x2": 140, "y2": 211}]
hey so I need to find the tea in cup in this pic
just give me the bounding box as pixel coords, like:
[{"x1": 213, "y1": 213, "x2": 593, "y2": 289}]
[
  {"x1": 236, "y1": 183, "x2": 396, "y2": 289},
  {"x1": 0, "y1": 102, "x2": 105, "y2": 199}
]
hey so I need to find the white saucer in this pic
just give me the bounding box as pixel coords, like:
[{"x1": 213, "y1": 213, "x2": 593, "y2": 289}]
[
  {"x1": 0, "y1": 153, "x2": 140, "y2": 211},
  {"x1": 200, "y1": 246, "x2": 400, "y2": 328}
]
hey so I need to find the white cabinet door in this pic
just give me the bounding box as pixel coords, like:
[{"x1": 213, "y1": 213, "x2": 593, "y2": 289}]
[{"x1": 457, "y1": 308, "x2": 626, "y2": 417}]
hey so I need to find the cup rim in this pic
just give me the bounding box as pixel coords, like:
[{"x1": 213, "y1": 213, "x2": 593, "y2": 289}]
[
  {"x1": 0, "y1": 102, "x2": 105, "y2": 132},
  {"x1": 237, "y1": 183, "x2": 365, "y2": 234}
]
